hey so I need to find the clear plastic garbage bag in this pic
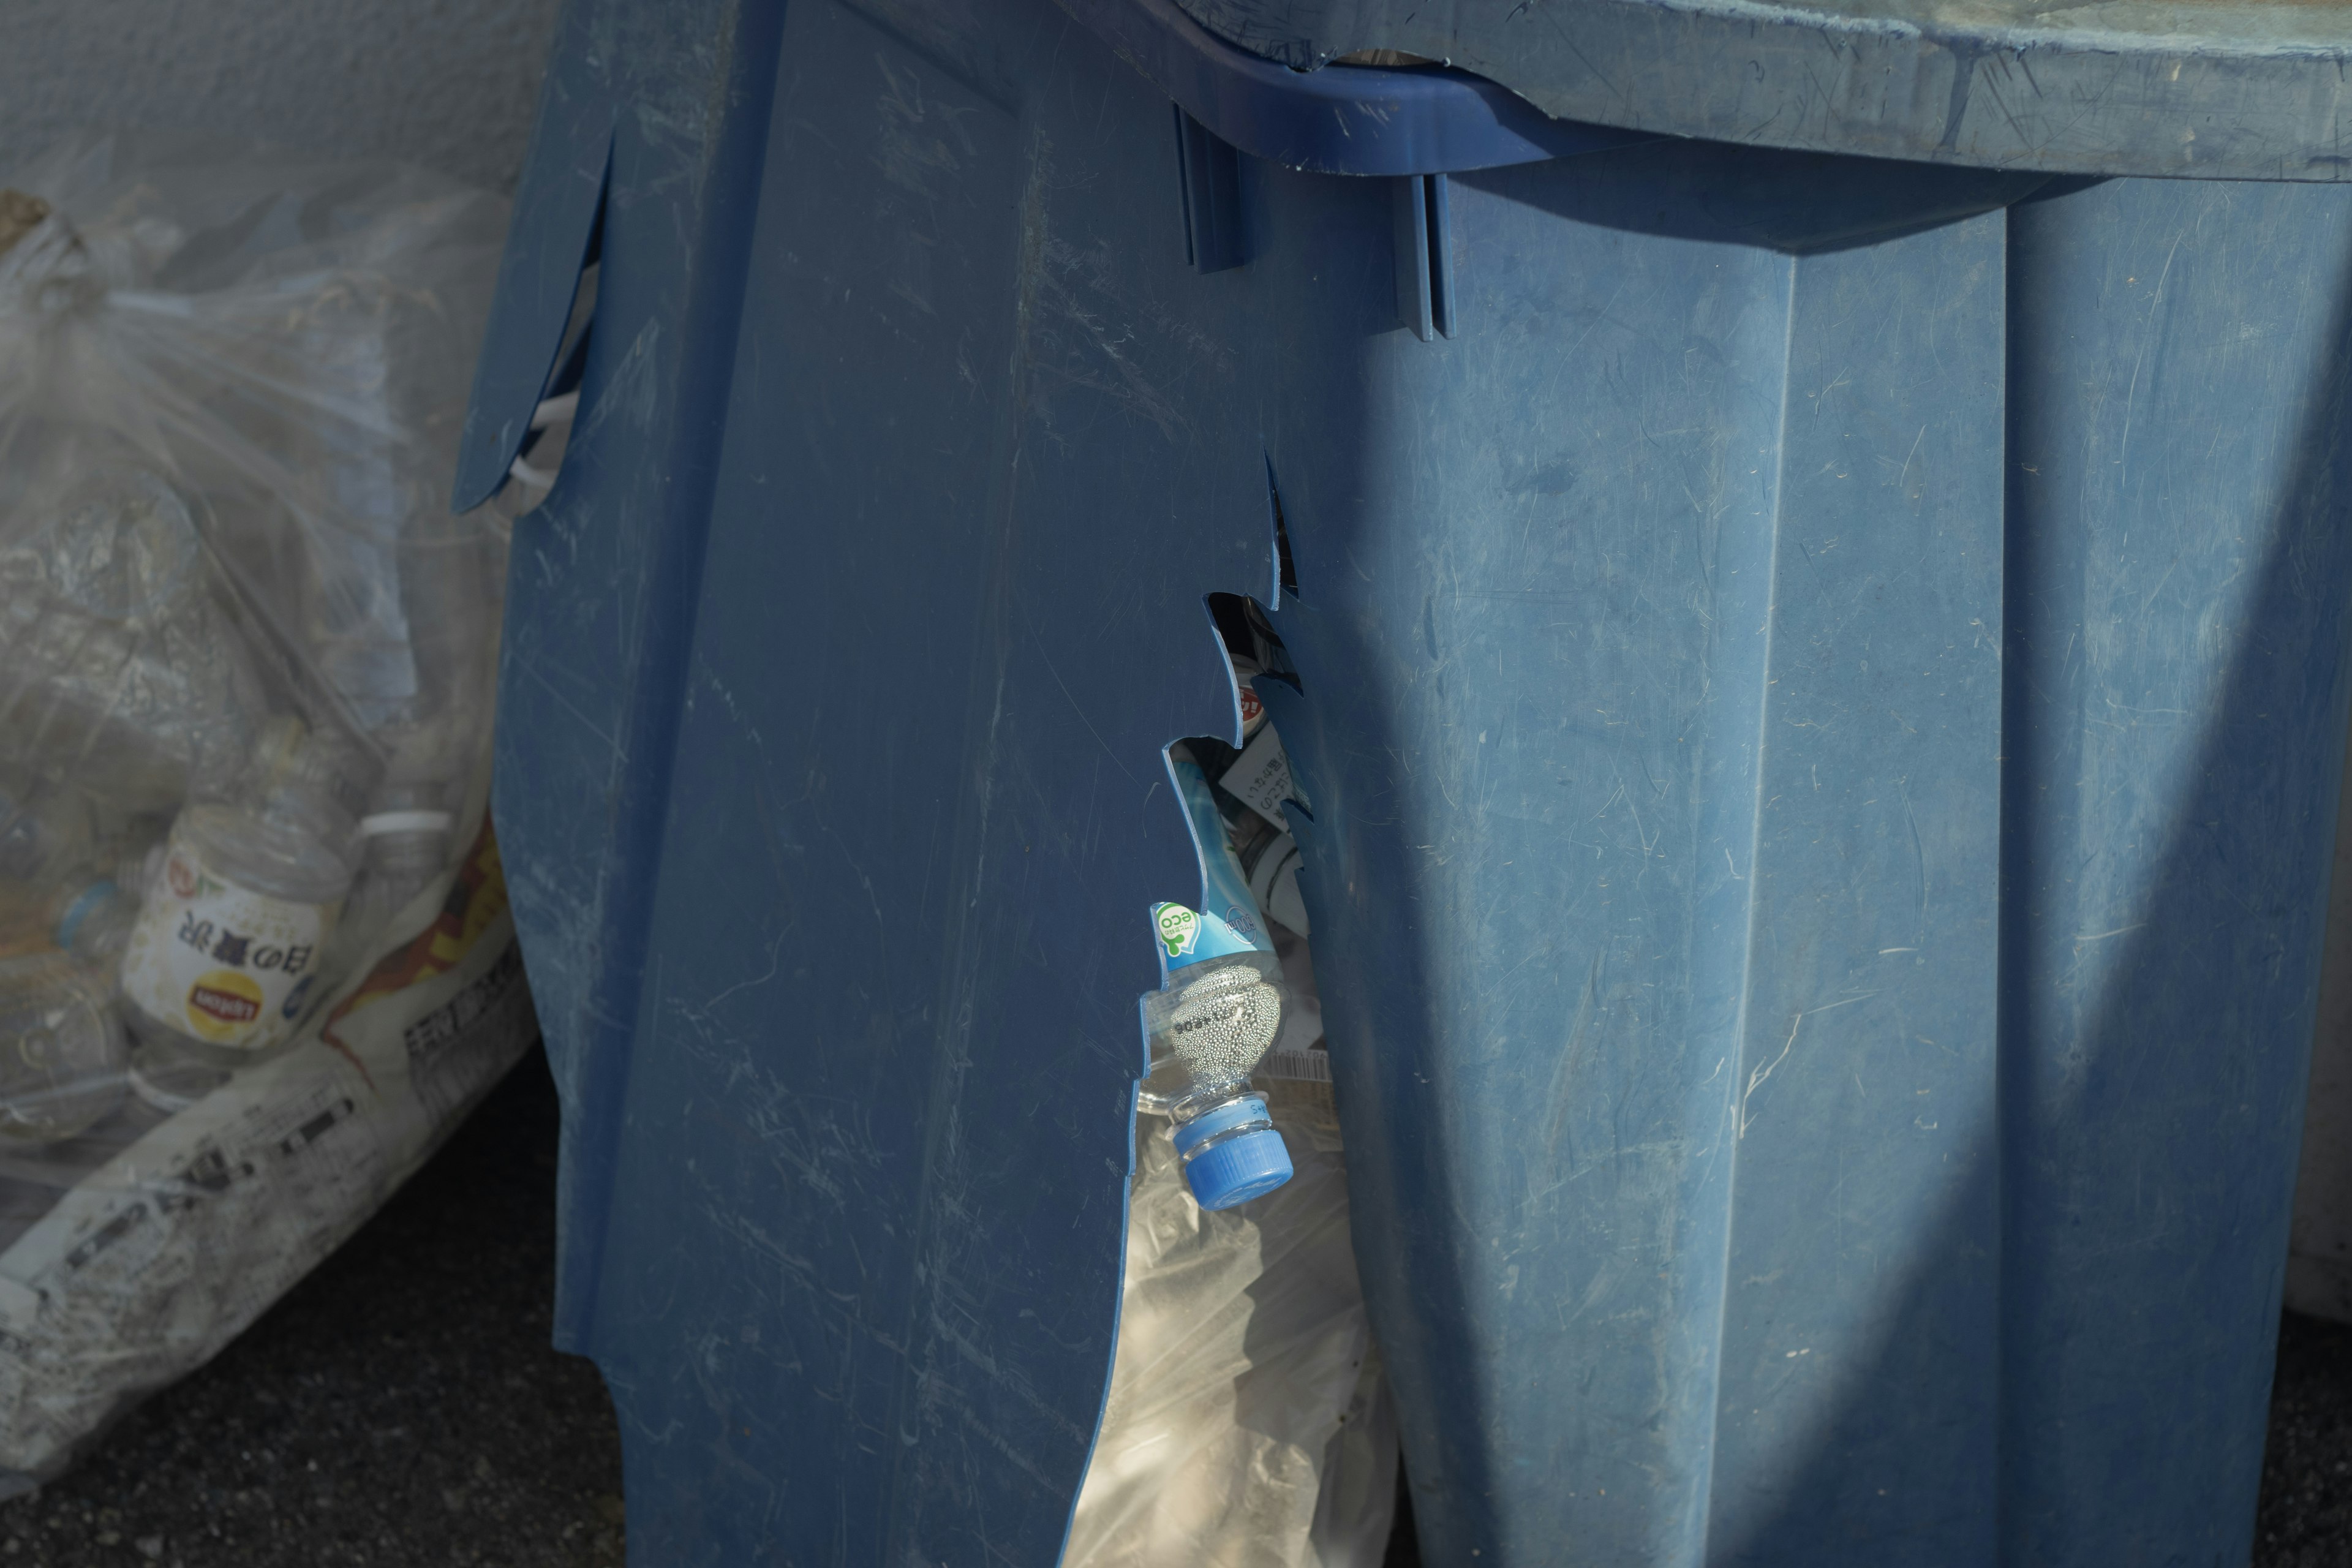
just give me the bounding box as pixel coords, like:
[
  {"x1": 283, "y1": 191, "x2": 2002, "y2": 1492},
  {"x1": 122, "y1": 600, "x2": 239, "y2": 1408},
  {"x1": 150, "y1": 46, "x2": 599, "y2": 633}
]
[
  {"x1": 0, "y1": 134, "x2": 509, "y2": 803},
  {"x1": 0, "y1": 134, "x2": 533, "y2": 1490}
]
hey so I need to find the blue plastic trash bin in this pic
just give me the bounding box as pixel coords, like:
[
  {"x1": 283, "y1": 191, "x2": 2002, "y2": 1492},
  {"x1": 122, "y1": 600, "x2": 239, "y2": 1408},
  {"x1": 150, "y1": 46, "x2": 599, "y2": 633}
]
[{"x1": 460, "y1": 0, "x2": 2352, "y2": 1561}]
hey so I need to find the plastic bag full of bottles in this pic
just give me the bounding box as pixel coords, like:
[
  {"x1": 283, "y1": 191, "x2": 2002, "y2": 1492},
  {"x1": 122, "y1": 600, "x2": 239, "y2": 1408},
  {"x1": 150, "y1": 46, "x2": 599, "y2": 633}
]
[{"x1": 0, "y1": 134, "x2": 535, "y2": 1489}]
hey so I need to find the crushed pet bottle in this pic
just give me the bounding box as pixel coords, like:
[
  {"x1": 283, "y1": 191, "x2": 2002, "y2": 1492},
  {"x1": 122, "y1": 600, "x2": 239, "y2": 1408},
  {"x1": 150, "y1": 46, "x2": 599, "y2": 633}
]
[
  {"x1": 1137, "y1": 902, "x2": 1294, "y2": 1210},
  {"x1": 0, "y1": 943, "x2": 125, "y2": 1145}
]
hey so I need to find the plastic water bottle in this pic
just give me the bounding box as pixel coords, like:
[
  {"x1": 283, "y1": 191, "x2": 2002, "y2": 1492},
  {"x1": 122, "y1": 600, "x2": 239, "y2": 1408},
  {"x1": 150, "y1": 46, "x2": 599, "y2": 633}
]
[
  {"x1": 0, "y1": 953, "x2": 124, "y2": 1145},
  {"x1": 1137, "y1": 902, "x2": 1295, "y2": 1210},
  {"x1": 325, "y1": 785, "x2": 453, "y2": 978},
  {"x1": 0, "y1": 774, "x2": 92, "y2": 888},
  {"x1": 0, "y1": 820, "x2": 156, "y2": 947},
  {"x1": 117, "y1": 715, "x2": 363, "y2": 1109},
  {"x1": 44, "y1": 869, "x2": 138, "y2": 969},
  {"x1": 0, "y1": 854, "x2": 147, "y2": 1141}
]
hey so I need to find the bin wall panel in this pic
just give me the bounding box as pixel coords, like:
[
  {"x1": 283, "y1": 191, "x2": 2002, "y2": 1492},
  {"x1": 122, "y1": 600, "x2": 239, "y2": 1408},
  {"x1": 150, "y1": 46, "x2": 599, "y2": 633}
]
[
  {"x1": 470, "y1": 0, "x2": 2352, "y2": 1559},
  {"x1": 569, "y1": 0, "x2": 1289, "y2": 1559},
  {"x1": 1250, "y1": 162, "x2": 1801, "y2": 1563},
  {"x1": 1704, "y1": 213, "x2": 2008, "y2": 1564},
  {"x1": 483, "y1": 0, "x2": 785, "y2": 1362},
  {"x1": 2000, "y1": 177, "x2": 2352, "y2": 1566},
  {"x1": 591, "y1": 4, "x2": 1041, "y2": 1556},
  {"x1": 1258, "y1": 175, "x2": 2016, "y2": 1567}
]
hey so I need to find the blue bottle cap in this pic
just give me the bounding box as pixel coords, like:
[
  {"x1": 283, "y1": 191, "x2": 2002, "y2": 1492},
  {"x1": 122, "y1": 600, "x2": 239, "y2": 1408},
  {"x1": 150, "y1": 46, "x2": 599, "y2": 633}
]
[
  {"x1": 1172, "y1": 1096, "x2": 1294, "y2": 1210},
  {"x1": 51, "y1": 880, "x2": 116, "y2": 951}
]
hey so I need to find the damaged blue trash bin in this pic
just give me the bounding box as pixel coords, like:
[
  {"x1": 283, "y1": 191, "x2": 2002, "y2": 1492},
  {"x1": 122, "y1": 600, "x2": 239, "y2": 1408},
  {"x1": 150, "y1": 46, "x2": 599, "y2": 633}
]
[{"x1": 461, "y1": 0, "x2": 2352, "y2": 1561}]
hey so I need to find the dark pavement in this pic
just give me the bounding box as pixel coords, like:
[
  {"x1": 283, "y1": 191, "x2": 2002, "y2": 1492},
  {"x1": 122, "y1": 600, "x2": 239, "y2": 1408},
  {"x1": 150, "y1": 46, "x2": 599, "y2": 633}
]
[
  {"x1": 0, "y1": 1047, "x2": 622, "y2": 1568},
  {"x1": 2257, "y1": 1311, "x2": 2352, "y2": 1567}
]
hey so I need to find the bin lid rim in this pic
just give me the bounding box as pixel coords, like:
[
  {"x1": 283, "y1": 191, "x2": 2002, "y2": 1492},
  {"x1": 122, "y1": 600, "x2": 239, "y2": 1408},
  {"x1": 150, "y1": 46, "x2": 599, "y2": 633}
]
[
  {"x1": 1123, "y1": 0, "x2": 2352, "y2": 181},
  {"x1": 1055, "y1": 0, "x2": 1659, "y2": 175}
]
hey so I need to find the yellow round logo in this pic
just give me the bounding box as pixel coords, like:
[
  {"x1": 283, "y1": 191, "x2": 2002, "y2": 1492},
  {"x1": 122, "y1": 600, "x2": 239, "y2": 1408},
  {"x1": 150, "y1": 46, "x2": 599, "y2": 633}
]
[{"x1": 184, "y1": 969, "x2": 265, "y2": 1043}]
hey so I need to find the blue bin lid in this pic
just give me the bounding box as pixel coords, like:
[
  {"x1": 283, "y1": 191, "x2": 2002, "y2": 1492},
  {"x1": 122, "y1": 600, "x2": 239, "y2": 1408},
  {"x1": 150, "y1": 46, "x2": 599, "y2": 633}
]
[{"x1": 1116, "y1": 0, "x2": 2352, "y2": 181}]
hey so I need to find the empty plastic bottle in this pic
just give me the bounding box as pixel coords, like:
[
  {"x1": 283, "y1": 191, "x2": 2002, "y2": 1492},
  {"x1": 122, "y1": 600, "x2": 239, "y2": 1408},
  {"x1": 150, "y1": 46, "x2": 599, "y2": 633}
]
[
  {"x1": 0, "y1": 774, "x2": 92, "y2": 888},
  {"x1": 0, "y1": 953, "x2": 125, "y2": 1145},
  {"x1": 1134, "y1": 752, "x2": 1298, "y2": 1210},
  {"x1": 117, "y1": 715, "x2": 363, "y2": 1109},
  {"x1": 1137, "y1": 902, "x2": 1295, "y2": 1209},
  {"x1": 34, "y1": 863, "x2": 140, "y2": 970},
  {"x1": 0, "y1": 804, "x2": 152, "y2": 970},
  {"x1": 0, "y1": 855, "x2": 147, "y2": 1140},
  {"x1": 324, "y1": 785, "x2": 454, "y2": 978}
]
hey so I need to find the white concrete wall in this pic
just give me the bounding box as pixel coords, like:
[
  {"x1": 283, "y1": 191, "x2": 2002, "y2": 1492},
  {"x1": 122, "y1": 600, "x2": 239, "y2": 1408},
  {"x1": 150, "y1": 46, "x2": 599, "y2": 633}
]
[{"x1": 0, "y1": 0, "x2": 565, "y2": 192}]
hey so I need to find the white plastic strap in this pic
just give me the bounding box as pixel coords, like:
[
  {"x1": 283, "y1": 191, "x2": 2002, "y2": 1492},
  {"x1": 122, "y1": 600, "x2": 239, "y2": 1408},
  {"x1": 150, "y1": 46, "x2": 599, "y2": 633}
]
[
  {"x1": 360, "y1": 809, "x2": 454, "y2": 838},
  {"x1": 530, "y1": 391, "x2": 579, "y2": 429}
]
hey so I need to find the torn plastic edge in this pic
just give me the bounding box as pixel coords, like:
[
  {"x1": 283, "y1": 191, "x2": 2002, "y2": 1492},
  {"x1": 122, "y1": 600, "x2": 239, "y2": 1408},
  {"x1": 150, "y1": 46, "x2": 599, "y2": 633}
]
[
  {"x1": 509, "y1": 295, "x2": 597, "y2": 494},
  {"x1": 1164, "y1": 748, "x2": 1275, "y2": 958},
  {"x1": 453, "y1": 127, "x2": 614, "y2": 513},
  {"x1": 1077, "y1": 600, "x2": 1314, "y2": 1562},
  {"x1": 1266, "y1": 454, "x2": 1298, "y2": 606},
  {"x1": 509, "y1": 371, "x2": 589, "y2": 492},
  {"x1": 1202, "y1": 597, "x2": 1254, "y2": 750}
]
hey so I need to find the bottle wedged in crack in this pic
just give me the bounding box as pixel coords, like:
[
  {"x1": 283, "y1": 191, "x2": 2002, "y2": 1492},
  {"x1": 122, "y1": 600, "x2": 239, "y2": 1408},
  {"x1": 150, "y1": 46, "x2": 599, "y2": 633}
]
[{"x1": 1137, "y1": 902, "x2": 1294, "y2": 1210}]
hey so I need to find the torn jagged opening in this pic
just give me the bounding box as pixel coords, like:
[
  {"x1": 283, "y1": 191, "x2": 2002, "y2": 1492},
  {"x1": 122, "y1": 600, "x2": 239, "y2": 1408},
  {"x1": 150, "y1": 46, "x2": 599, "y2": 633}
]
[
  {"x1": 1172, "y1": 592, "x2": 1310, "y2": 935},
  {"x1": 1266, "y1": 458, "x2": 1301, "y2": 605},
  {"x1": 1072, "y1": 576, "x2": 1390, "y2": 1563},
  {"x1": 505, "y1": 256, "x2": 598, "y2": 496}
]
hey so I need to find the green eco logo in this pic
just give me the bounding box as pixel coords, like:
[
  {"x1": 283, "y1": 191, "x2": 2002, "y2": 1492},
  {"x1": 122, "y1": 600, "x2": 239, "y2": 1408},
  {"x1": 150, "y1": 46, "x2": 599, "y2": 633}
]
[{"x1": 1153, "y1": 902, "x2": 1200, "y2": 959}]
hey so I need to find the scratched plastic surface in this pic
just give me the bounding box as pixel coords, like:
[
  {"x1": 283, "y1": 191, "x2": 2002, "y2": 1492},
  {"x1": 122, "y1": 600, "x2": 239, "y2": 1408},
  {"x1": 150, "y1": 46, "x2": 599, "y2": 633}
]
[{"x1": 461, "y1": 0, "x2": 2352, "y2": 1562}]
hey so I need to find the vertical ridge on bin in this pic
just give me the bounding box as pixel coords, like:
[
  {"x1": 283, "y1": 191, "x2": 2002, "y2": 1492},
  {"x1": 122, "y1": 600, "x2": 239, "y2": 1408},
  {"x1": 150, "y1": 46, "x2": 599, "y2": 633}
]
[
  {"x1": 1172, "y1": 104, "x2": 1199, "y2": 270},
  {"x1": 1703, "y1": 208, "x2": 2007, "y2": 1564},
  {"x1": 1684, "y1": 251, "x2": 1798, "y2": 1568},
  {"x1": 486, "y1": 0, "x2": 788, "y2": 1367},
  {"x1": 1175, "y1": 108, "x2": 1247, "y2": 271},
  {"x1": 1265, "y1": 154, "x2": 1810, "y2": 1563},
  {"x1": 1424, "y1": 174, "x2": 1454, "y2": 339},
  {"x1": 1390, "y1": 175, "x2": 1433, "y2": 341}
]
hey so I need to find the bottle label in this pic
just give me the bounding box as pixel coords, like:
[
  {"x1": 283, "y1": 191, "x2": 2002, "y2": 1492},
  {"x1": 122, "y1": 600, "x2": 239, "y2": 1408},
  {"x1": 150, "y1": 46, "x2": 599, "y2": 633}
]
[
  {"x1": 119, "y1": 847, "x2": 337, "y2": 1054},
  {"x1": 1150, "y1": 903, "x2": 1264, "y2": 981},
  {"x1": 1154, "y1": 903, "x2": 1200, "y2": 959}
]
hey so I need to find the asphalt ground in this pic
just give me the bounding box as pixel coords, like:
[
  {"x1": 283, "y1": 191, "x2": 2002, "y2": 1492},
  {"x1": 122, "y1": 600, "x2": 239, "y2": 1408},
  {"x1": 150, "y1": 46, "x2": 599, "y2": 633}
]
[
  {"x1": 0, "y1": 1040, "x2": 2343, "y2": 1566},
  {"x1": 0, "y1": 1046, "x2": 622, "y2": 1568},
  {"x1": 2255, "y1": 1311, "x2": 2352, "y2": 1566}
]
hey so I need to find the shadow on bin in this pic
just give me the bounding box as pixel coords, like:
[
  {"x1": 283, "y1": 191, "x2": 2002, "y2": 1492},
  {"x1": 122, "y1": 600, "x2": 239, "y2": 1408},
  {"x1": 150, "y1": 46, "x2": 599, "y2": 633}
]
[
  {"x1": 1731, "y1": 202, "x2": 2352, "y2": 1554},
  {"x1": 1261, "y1": 165, "x2": 2352, "y2": 1566}
]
